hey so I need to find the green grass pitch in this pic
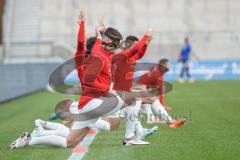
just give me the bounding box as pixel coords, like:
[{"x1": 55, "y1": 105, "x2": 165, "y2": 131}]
[{"x1": 0, "y1": 81, "x2": 240, "y2": 160}]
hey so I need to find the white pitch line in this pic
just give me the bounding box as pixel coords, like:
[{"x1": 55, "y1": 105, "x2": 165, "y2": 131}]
[{"x1": 68, "y1": 130, "x2": 99, "y2": 160}]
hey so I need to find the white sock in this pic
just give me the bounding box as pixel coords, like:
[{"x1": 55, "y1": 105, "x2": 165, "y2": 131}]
[
  {"x1": 151, "y1": 99, "x2": 173, "y2": 123},
  {"x1": 38, "y1": 129, "x2": 69, "y2": 137},
  {"x1": 42, "y1": 121, "x2": 69, "y2": 131},
  {"x1": 142, "y1": 103, "x2": 155, "y2": 122},
  {"x1": 125, "y1": 100, "x2": 141, "y2": 139},
  {"x1": 94, "y1": 118, "x2": 110, "y2": 131},
  {"x1": 29, "y1": 135, "x2": 67, "y2": 148},
  {"x1": 135, "y1": 120, "x2": 144, "y2": 137}
]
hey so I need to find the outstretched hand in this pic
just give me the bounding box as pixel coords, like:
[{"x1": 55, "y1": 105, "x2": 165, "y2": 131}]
[
  {"x1": 78, "y1": 10, "x2": 85, "y2": 24},
  {"x1": 96, "y1": 27, "x2": 102, "y2": 40},
  {"x1": 98, "y1": 17, "x2": 105, "y2": 33},
  {"x1": 146, "y1": 28, "x2": 153, "y2": 44}
]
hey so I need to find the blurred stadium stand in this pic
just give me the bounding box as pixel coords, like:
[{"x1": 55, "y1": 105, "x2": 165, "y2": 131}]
[
  {"x1": 0, "y1": 0, "x2": 240, "y2": 102},
  {"x1": 2, "y1": 0, "x2": 240, "y2": 62}
]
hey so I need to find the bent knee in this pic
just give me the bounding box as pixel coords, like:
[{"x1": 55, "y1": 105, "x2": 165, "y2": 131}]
[
  {"x1": 110, "y1": 118, "x2": 121, "y2": 131},
  {"x1": 142, "y1": 97, "x2": 157, "y2": 103},
  {"x1": 67, "y1": 138, "x2": 78, "y2": 148}
]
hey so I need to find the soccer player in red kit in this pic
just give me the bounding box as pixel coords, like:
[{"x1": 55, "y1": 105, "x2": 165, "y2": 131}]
[
  {"x1": 66, "y1": 23, "x2": 125, "y2": 147},
  {"x1": 10, "y1": 11, "x2": 127, "y2": 149},
  {"x1": 72, "y1": 25, "x2": 158, "y2": 147},
  {"x1": 111, "y1": 33, "x2": 159, "y2": 145},
  {"x1": 11, "y1": 11, "x2": 98, "y2": 149},
  {"x1": 138, "y1": 59, "x2": 186, "y2": 128},
  {"x1": 112, "y1": 34, "x2": 150, "y2": 92}
]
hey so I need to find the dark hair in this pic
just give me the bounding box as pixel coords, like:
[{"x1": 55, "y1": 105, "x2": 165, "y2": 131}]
[
  {"x1": 104, "y1": 27, "x2": 123, "y2": 44},
  {"x1": 126, "y1": 35, "x2": 139, "y2": 42},
  {"x1": 159, "y1": 58, "x2": 169, "y2": 66},
  {"x1": 86, "y1": 37, "x2": 97, "y2": 55},
  {"x1": 158, "y1": 58, "x2": 169, "y2": 73}
]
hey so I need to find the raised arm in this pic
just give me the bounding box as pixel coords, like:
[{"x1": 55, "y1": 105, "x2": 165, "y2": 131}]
[
  {"x1": 132, "y1": 44, "x2": 147, "y2": 60},
  {"x1": 122, "y1": 28, "x2": 152, "y2": 58},
  {"x1": 75, "y1": 10, "x2": 86, "y2": 57},
  {"x1": 98, "y1": 17, "x2": 106, "y2": 35},
  {"x1": 91, "y1": 28, "x2": 103, "y2": 56}
]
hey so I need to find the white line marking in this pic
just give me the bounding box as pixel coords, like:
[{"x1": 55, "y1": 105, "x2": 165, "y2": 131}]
[{"x1": 68, "y1": 130, "x2": 98, "y2": 160}]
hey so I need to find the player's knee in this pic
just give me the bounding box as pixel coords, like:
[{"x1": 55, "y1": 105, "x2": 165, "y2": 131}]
[
  {"x1": 67, "y1": 137, "x2": 78, "y2": 147},
  {"x1": 110, "y1": 118, "x2": 121, "y2": 131},
  {"x1": 66, "y1": 129, "x2": 88, "y2": 147},
  {"x1": 149, "y1": 97, "x2": 157, "y2": 102},
  {"x1": 142, "y1": 97, "x2": 157, "y2": 103},
  {"x1": 124, "y1": 99, "x2": 135, "y2": 106}
]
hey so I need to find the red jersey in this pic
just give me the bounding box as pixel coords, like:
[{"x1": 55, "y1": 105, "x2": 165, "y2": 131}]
[
  {"x1": 74, "y1": 20, "x2": 112, "y2": 109},
  {"x1": 78, "y1": 38, "x2": 113, "y2": 109},
  {"x1": 137, "y1": 65, "x2": 165, "y2": 104},
  {"x1": 112, "y1": 35, "x2": 149, "y2": 92}
]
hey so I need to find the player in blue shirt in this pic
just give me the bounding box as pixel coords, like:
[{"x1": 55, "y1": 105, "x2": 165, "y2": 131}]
[{"x1": 178, "y1": 37, "x2": 194, "y2": 83}]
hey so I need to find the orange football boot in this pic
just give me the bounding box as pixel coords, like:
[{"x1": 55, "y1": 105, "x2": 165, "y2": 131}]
[{"x1": 169, "y1": 118, "x2": 186, "y2": 128}]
